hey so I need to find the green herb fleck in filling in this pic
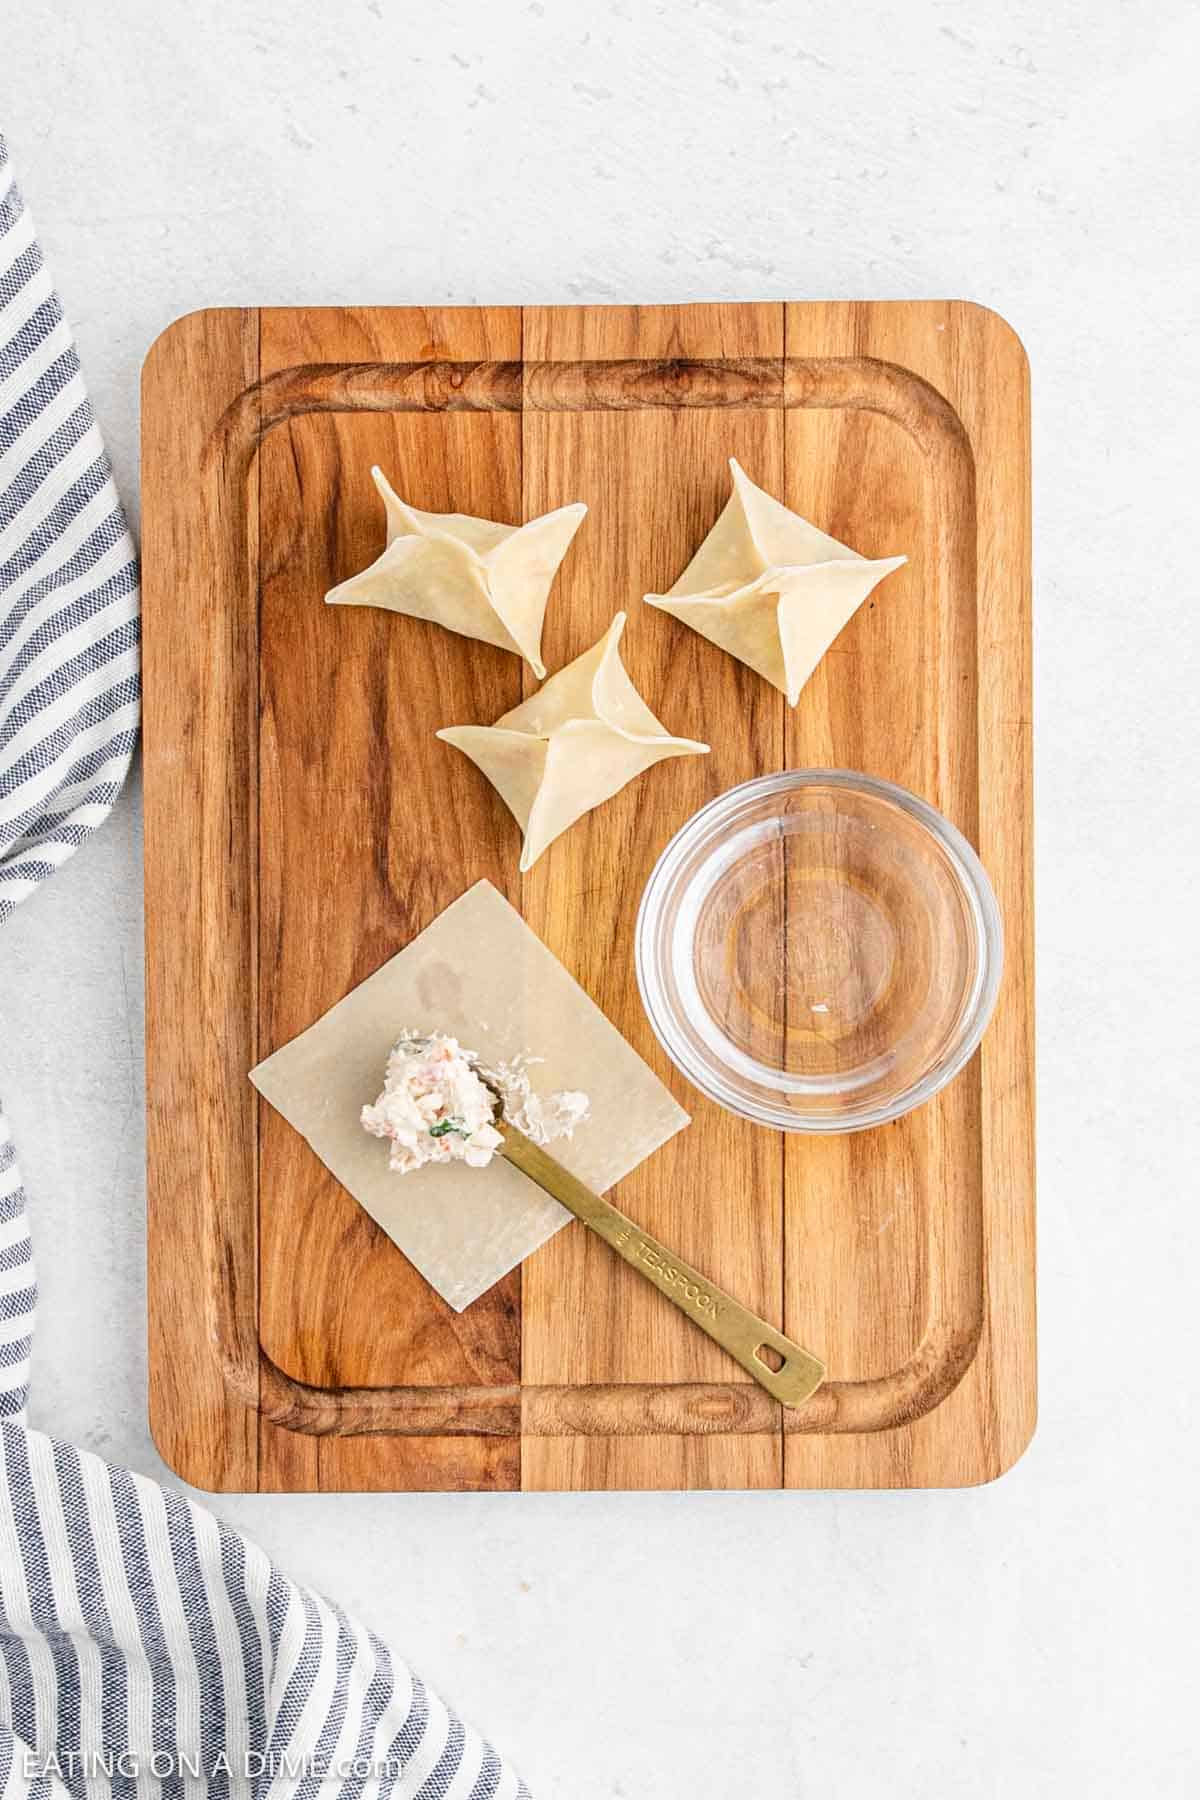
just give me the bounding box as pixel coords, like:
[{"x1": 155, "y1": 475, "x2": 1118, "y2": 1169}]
[{"x1": 429, "y1": 1117, "x2": 469, "y2": 1140}]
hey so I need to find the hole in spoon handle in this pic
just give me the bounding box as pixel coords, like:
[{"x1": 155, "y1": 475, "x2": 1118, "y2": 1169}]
[
  {"x1": 498, "y1": 1129, "x2": 825, "y2": 1407},
  {"x1": 741, "y1": 1322, "x2": 826, "y2": 1408}
]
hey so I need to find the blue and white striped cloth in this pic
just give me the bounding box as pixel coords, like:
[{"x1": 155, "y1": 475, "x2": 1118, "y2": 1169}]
[{"x1": 0, "y1": 132, "x2": 528, "y2": 1800}]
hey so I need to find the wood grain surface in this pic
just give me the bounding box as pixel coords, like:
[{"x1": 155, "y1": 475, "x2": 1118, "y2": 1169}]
[{"x1": 142, "y1": 301, "x2": 1034, "y2": 1493}]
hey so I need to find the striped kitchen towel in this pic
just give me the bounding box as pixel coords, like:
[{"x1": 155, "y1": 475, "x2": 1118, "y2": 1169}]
[
  {"x1": 0, "y1": 1420, "x2": 525, "y2": 1800},
  {"x1": 0, "y1": 131, "x2": 529, "y2": 1800},
  {"x1": 0, "y1": 126, "x2": 140, "y2": 1418}
]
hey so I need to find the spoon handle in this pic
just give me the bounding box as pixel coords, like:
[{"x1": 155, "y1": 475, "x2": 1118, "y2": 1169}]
[{"x1": 499, "y1": 1126, "x2": 825, "y2": 1409}]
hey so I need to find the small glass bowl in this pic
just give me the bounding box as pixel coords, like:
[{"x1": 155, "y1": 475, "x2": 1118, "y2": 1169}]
[{"x1": 635, "y1": 770, "x2": 1003, "y2": 1133}]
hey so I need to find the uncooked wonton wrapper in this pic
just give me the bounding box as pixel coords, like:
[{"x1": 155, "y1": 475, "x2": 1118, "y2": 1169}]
[
  {"x1": 248, "y1": 880, "x2": 690, "y2": 1311},
  {"x1": 646, "y1": 458, "x2": 906, "y2": 705},
  {"x1": 326, "y1": 466, "x2": 586, "y2": 678},
  {"x1": 437, "y1": 611, "x2": 709, "y2": 871}
]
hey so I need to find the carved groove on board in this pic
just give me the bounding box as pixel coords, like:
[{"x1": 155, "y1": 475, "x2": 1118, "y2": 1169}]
[
  {"x1": 204, "y1": 353, "x2": 975, "y2": 449},
  {"x1": 229, "y1": 1344, "x2": 984, "y2": 1439},
  {"x1": 189, "y1": 348, "x2": 985, "y2": 1445}
]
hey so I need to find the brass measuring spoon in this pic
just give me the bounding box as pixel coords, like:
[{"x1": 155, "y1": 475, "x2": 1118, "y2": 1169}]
[{"x1": 479, "y1": 1075, "x2": 825, "y2": 1409}]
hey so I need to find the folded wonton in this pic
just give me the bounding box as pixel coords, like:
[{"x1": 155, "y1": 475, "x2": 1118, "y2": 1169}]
[
  {"x1": 326, "y1": 466, "x2": 587, "y2": 678},
  {"x1": 437, "y1": 613, "x2": 709, "y2": 871},
  {"x1": 645, "y1": 458, "x2": 906, "y2": 705}
]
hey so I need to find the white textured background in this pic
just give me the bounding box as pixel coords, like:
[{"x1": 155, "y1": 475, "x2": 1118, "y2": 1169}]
[{"x1": 3, "y1": 2, "x2": 1198, "y2": 1794}]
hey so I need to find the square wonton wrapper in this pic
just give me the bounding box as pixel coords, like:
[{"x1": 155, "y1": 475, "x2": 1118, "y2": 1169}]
[{"x1": 250, "y1": 880, "x2": 690, "y2": 1311}]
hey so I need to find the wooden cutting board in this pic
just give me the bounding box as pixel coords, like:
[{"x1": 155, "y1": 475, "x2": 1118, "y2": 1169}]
[{"x1": 142, "y1": 301, "x2": 1034, "y2": 1493}]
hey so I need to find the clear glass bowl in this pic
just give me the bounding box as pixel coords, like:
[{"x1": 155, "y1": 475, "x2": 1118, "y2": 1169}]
[{"x1": 635, "y1": 770, "x2": 1003, "y2": 1133}]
